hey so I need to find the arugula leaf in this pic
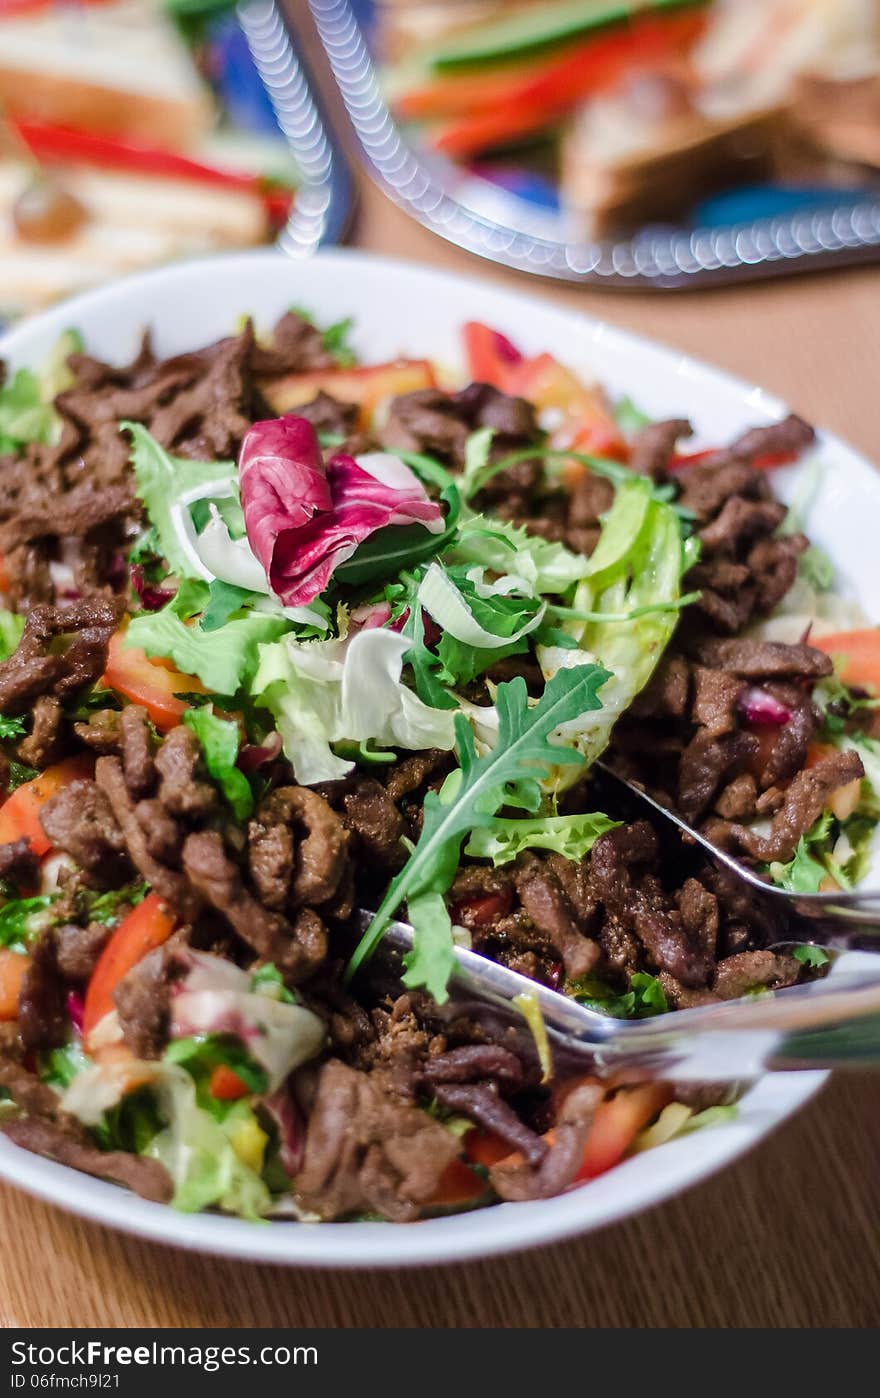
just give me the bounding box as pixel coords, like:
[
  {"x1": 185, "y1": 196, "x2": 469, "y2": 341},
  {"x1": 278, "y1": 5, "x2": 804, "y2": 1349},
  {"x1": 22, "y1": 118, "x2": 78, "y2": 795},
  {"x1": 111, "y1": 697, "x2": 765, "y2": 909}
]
[
  {"x1": 183, "y1": 707, "x2": 253, "y2": 820},
  {"x1": 570, "y1": 970, "x2": 668, "y2": 1019},
  {"x1": 0, "y1": 369, "x2": 56, "y2": 454},
  {"x1": 404, "y1": 892, "x2": 457, "y2": 1004},
  {"x1": 766, "y1": 812, "x2": 834, "y2": 892},
  {"x1": 0, "y1": 894, "x2": 58, "y2": 951},
  {"x1": 201, "y1": 579, "x2": 258, "y2": 633},
  {"x1": 122, "y1": 421, "x2": 238, "y2": 580},
  {"x1": 40, "y1": 1039, "x2": 90, "y2": 1092},
  {"x1": 0, "y1": 715, "x2": 26, "y2": 741},
  {"x1": 346, "y1": 664, "x2": 610, "y2": 998},
  {"x1": 0, "y1": 612, "x2": 25, "y2": 662}
]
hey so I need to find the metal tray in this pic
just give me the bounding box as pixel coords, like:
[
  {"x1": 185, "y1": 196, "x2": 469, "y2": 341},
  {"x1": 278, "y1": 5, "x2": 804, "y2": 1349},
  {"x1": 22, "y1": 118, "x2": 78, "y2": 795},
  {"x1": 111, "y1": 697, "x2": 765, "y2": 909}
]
[{"x1": 306, "y1": 0, "x2": 880, "y2": 290}]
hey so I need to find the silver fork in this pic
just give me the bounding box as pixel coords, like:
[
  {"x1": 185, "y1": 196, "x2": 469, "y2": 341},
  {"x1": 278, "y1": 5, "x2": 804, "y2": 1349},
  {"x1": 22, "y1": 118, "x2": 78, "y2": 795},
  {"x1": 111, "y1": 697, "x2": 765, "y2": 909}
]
[
  {"x1": 594, "y1": 762, "x2": 880, "y2": 928},
  {"x1": 373, "y1": 917, "x2": 880, "y2": 1079}
]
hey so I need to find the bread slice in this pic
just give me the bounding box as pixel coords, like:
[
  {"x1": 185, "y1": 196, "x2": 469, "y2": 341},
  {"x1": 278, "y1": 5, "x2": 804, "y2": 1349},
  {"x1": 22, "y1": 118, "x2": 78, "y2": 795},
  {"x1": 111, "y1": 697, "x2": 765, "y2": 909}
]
[
  {"x1": 0, "y1": 0, "x2": 214, "y2": 145},
  {"x1": 0, "y1": 160, "x2": 268, "y2": 313},
  {"x1": 561, "y1": 93, "x2": 785, "y2": 238}
]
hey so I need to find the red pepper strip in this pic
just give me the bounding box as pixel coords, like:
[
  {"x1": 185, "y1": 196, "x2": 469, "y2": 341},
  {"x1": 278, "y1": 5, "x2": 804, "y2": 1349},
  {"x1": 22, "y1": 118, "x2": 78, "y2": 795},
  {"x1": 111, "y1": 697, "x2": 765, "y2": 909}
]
[
  {"x1": 432, "y1": 11, "x2": 707, "y2": 159},
  {"x1": 12, "y1": 119, "x2": 295, "y2": 226},
  {"x1": 0, "y1": 0, "x2": 111, "y2": 13},
  {"x1": 83, "y1": 893, "x2": 177, "y2": 1043}
]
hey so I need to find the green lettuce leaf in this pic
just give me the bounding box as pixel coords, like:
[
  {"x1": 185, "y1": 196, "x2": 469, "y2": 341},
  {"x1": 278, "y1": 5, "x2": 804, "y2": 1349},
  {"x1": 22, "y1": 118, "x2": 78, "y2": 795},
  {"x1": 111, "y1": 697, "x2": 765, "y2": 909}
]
[
  {"x1": 540, "y1": 480, "x2": 695, "y2": 778},
  {"x1": 0, "y1": 369, "x2": 56, "y2": 454},
  {"x1": 253, "y1": 623, "x2": 457, "y2": 786},
  {"x1": 448, "y1": 513, "x2": 591, "y2": 595},
  {"x1": 183, "y1": 706, "x2": 254, "y2": 820},
  {"x1": 464, "y1": 810, "x2": 620, "y2": 866},
  {"x1": 0, "y1": 612, "x2": 25, "y2": 662},
  {"x1": 122, "y1": 421, "x2": 239, "y2": 580},
  {"x1": 127, "y1": 580, "x2": 288, "y2": 694}
]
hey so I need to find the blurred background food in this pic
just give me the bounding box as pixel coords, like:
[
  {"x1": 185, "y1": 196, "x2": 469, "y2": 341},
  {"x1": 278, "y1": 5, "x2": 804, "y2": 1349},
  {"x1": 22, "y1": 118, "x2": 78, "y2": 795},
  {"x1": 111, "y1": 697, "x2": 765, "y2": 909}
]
[
  {"x1": 376, "y1": 0, "x2": 880, "y2": 239},
  {"x1": 0, "y1": 0, "x2": 298, "y2": 316}
]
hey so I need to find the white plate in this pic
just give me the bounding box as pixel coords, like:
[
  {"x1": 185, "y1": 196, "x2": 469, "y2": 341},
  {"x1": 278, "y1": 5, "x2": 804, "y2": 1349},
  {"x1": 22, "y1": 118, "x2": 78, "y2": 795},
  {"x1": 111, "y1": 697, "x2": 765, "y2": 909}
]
[{"x1": 1, "y1": 248, "x2": 877, "y2": 1269}]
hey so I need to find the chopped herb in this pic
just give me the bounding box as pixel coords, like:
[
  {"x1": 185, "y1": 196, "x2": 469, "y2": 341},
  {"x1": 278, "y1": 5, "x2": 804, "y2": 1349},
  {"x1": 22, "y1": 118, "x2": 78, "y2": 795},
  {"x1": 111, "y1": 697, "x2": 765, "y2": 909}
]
[
  {"x1": 6, "y1": 762, "x2": 38, "y2": 792},
  {"x1": 166, "y1": 1033, "x2": 268, "y2": 1102},
  {"x1": 0, "y1": 894, "x2": 59, "y2": 951},
  {"x1": 85, "y1": 882, "x2": 150, "y2": 927},
  {"x1": 792, "y1": 944, "x2": 830, "y2": 968},
  {"x1": 570, "y1": 970, "x2": 668, "y2": 1019},
  {"x1": 0, "y1": 715, "x2": 26, "y2": 740},
  {"x1": 250, "y1": 963, "x2": 296, "y2": 1004}
]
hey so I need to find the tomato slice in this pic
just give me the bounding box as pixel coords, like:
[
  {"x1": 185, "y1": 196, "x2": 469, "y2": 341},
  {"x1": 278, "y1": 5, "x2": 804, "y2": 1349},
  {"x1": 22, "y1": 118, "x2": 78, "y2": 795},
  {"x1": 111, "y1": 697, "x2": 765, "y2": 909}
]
[
  {"x1": 426, "y1": 1158, "x2": 488, "y2": 1210},
  {"x1": 575, "y1": 1082, "x2": 674, "y2": 1181},
  {"x1": 0, "y1": 948, "x2": 30, "y2": 1021},
  {"x1": 813, "y1": 629, "x2": 880, "y2": 696},
  {"x1": 102, "y1": 625, "x2": 204, "y2": 732},
  {"x1": 0, "y1": 756, "x2": 93, "y2": 856},
  {"x1": 464, "y1": 1127, "x2": 512, "y2": 1169},
  {"x1": 83, "y1": 892, "x2": 177, "y2": 1044},
  {"x1": 209, "y1": 1064, "x2": 250, "y2": 1101}
]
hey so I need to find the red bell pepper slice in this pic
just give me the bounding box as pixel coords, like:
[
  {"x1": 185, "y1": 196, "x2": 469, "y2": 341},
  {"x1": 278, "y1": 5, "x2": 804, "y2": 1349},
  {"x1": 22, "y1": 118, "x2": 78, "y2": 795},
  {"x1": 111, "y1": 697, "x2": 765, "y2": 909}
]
[
  {"x1": 259, "y1": 359, "x2": 438, "y2": 428},
  {"x1": 813, "y1": 628, "x2": 880, "y2": 695},
  {"x1": 0, "y1": 948, "x2": 30, "y2": 1021},
  {"x1": 12, "y1": 119, "x2": 295, "y2": 228},
  {"x1": 83, "y1": 892, "x2": 177, "y2": 1043},
  {"x1": 431, "y1": 11, "x2": 707, "y2": 158},
  {"x1": 102, "y1": 625, "x2": 205, "y2": 734},
  {"x1": 209, "y1": 1064, "x2": 250, "y2": 1102}
]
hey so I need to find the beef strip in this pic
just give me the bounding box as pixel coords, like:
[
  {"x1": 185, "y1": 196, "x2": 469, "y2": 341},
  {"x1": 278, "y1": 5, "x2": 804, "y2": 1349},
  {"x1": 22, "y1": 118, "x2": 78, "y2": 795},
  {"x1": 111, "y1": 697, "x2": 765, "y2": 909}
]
[
  {"x1": 182, "y1": 830, "x2": 327, "y2": 983},
  {"x1": 489, "y1": 1081, "x2": 602, "y2": 1202},
  {"x1": 0, "y1": 598, "x2": 119, "y2": 712},
  {"x1": 731, "y1": 749, "x2": 865, "y2": 863},
  {"x1": 295, "y1": 1059, "x2": 461, "y2": 1221},
  {"x1": 16, "y1": 695, "x2": 64, "y2": 768},
  {"x1": 3, "y1": 1117, "x2": 172, "y2": 1203},
  {"x1": 693, "y1": 638, "x2": 833, "y2": 680},
  {"x1": 154, "y1": 726, "x2": 217, "y2": 818},
  {"x1": 113, "y1": 939, "x2": 179, "y2": 1059},
  {"x1": 39, "y1": 779, "x2": 131, "y2": 886},
  {"x1": 248, "y1": 786, "x2": 350, "y2": 909},
  {"x1": 95, "y1": 756, "x2": 201, "y2": 918},
  {"x1": 514, "y1": 854, "x2": 600, "y2": 980},
  {"x1": 0, "y1": 837, "x2": 38, "y2": 888},
  {"x1": 54, "y1": 922, "x2": 111, "y2": 982},
  {"x1": 629, "y1": 417, "x2": 692, "y2": 477},
  {"x1": 713, "y1": 949, "x2": 801, "y2": 999},
  {"x1": 432, "y1": 1081, "x2": 546, "y2": 1166}
]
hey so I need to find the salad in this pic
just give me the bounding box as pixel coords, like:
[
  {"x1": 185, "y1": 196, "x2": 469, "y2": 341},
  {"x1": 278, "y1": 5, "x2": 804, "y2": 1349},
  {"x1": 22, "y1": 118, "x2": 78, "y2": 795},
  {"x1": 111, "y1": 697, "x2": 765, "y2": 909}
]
[{"x1": 0, "y1": 306, "x2": 876, "y2": 1223}]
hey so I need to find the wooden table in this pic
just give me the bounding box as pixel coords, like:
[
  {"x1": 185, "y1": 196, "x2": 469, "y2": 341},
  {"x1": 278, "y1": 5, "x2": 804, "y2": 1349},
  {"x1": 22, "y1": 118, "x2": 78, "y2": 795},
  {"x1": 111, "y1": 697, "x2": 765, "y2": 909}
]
[{"x1": 3, "y1": 88, "x2": 880, "y2": 1331}]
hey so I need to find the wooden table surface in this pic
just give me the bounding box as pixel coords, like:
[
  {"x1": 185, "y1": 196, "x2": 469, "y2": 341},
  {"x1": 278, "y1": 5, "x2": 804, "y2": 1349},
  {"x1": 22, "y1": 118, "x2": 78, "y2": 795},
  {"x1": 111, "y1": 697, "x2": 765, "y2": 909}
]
[{"x1": 3, "y1": 61, "x2": 880, "y2": 1327}]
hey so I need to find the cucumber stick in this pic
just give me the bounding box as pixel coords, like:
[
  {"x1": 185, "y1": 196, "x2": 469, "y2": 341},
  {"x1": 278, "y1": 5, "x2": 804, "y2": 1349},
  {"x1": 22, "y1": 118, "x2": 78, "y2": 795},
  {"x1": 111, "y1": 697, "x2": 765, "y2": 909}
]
[{"x1": 431, "y1": 0, "x2": 707, "y2": 71}]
